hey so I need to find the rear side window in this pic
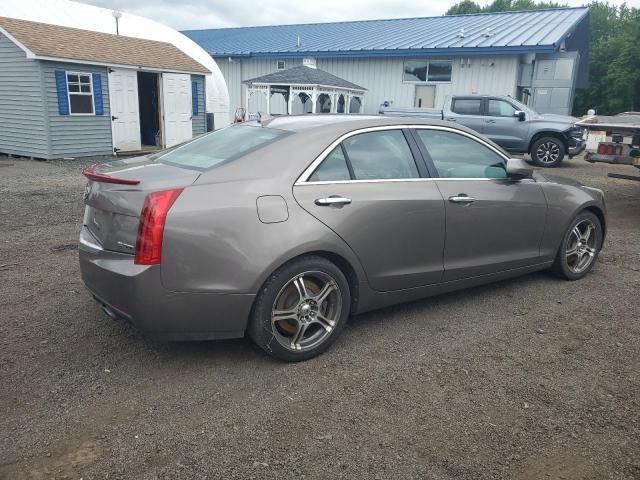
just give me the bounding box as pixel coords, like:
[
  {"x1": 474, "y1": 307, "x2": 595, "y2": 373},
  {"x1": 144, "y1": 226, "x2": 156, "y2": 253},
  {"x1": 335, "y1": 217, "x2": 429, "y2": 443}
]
[
  {"x1": 342, "y1": 130, "x2": 419, "y2": 180},
  {"x1": 416, "y1": 129, "x2": 507, "y2": 179},
  {"x1": 158, "y1": 125, "x2": 286, "y2": 169},
  {"x1": 308, "y1": 146, "x2": 351, "y2": 182},
  {"x1": 451, "y1": 99, "x2": 482, "y2": 116}
]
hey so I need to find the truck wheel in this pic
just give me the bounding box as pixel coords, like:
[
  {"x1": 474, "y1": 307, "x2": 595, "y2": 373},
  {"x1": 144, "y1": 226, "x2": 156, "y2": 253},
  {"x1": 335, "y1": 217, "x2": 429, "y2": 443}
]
[{"x1": 530, "y1": 137, "x2": 565, "y2": 167}]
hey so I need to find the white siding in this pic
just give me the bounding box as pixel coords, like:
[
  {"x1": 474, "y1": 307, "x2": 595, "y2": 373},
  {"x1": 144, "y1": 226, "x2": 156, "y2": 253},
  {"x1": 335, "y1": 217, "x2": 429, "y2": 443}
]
[{"x1": 216, "y1": 55, "x2": 519, "y2": 121}]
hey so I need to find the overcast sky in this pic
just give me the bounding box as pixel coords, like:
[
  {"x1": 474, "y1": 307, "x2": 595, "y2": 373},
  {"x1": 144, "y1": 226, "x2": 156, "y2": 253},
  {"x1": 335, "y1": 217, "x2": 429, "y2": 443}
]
[{"x1": 77, "y1": 0, "x2": 640, "y2": 30}]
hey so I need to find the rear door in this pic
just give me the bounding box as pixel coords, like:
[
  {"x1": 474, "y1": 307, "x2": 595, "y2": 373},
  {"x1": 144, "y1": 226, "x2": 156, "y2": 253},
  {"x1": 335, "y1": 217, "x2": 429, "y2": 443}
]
[
  {"x1": 162, "y1": 73, "x2": 193, "y2": 148},
  {"x1": 108, "y1": 68, "x2": 141, "y2": 153},
  {"x1": 413, "y1": 127, "x2": 547, "y2": 281},
  {"x1": 447, "y1": 97, "x2": 485, "y2": 135},
  {"x1": 293, "y1": 127, "x2": 445, "y2": 291},
  {"x1": 483, "y1": 98, "x2": 529, "y2": 151}
]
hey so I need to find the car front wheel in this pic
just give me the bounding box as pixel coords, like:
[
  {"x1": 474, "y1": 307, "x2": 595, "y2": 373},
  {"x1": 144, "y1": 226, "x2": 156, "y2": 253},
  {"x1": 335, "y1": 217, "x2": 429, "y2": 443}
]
[
  {"x1": 530, "y1": 136, "x2": 566, "y2": 167},
  {"x1": 551, "y1": 211, "x2": 602, "y2": 280},
  {"x1": 248, "y1": 256, "x2": 351, "y2": 362}
]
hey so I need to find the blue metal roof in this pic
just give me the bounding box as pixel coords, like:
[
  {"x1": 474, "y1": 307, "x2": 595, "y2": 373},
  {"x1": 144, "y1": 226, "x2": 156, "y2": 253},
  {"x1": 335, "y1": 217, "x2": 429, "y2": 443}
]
[{"x1": 183, "y1": 7, "x2": 589, "y2": 58}]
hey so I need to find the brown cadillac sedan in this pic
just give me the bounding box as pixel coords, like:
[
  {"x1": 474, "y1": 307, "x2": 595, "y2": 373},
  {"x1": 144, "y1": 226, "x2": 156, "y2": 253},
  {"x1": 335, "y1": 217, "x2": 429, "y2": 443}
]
[{"x1": 79, "y1": 116, "x2": 606, "y2": 361}]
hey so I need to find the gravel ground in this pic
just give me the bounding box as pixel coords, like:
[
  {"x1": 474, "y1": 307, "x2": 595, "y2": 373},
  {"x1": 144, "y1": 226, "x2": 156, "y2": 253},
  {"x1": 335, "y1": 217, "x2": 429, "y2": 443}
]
[{"x1": 0, "y1": 154, "x2": 638, "y2": 480}]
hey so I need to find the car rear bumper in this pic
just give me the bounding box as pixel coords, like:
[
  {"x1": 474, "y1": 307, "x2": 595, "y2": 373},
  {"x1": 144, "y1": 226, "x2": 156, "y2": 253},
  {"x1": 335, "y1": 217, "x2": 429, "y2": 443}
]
[{"x1": 78, "y1": 226, "x2": 254, "y2": 341}]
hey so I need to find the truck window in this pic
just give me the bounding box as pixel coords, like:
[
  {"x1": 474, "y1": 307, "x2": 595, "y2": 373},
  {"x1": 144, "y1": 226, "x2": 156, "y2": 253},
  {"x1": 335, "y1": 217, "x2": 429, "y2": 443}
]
[
  {"x1": 451, "y1": 99, "x2": 482, "y2": 116},
  {"x1": 488, "y1": 99, "x2": 517, "y2": 117}
]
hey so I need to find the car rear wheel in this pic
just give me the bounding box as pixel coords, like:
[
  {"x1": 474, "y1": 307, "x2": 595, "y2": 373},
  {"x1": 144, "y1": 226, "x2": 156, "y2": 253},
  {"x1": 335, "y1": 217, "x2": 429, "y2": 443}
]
[
  {"x1": 530, "y1": 136, "x2": 566, "y2": 167},
  {"x1": 551, "y1": 211, "x2": 602, "y2": 280},
  {"x1": 248, "y1": 256, "x2": 350, "y2": 362}
]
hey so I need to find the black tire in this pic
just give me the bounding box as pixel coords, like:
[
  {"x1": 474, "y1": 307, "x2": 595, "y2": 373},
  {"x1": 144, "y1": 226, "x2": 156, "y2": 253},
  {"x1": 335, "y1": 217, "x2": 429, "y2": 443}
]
[
  {"x1": 551, "y1": 211, "x2": 603, "y2": 280},
  {"x1": 530, "y1": 136, "x2": 566, "y2": 167},
  {"x1": 248, "y1": 256, "x2": 351, "y2": 362}
]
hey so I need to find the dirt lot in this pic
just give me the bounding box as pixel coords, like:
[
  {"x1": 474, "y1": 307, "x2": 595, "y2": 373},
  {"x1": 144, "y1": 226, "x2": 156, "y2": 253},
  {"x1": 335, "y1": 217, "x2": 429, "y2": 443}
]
[{"x1": 0, "y1": 154, "x2": 638, "y2": 480}]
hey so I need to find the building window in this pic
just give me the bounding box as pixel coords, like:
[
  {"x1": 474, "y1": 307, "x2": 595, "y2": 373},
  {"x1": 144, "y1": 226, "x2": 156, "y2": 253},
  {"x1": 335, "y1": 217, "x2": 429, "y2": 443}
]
[
  {"x1": 66, "y1": 72, "x2": 94, "y2": 115},
  {"x1": 276, "y1": 60, "x2": 286, "y2": 70},
  {"x1": 403, "y1": 60, "x2": 452, "y2": 82}
]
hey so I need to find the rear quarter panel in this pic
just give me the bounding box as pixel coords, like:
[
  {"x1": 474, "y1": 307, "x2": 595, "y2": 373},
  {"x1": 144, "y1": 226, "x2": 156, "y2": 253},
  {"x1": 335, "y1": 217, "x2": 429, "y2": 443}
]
[{"x1": 160, "y1": 178, "x2": 367, "y2": 295}]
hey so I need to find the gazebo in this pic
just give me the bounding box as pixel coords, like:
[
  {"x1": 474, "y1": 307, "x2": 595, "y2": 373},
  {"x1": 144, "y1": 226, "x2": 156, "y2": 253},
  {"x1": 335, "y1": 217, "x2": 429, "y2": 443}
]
[{"x1": 243, "y1": 65, "x2": 366, "y2": 119}]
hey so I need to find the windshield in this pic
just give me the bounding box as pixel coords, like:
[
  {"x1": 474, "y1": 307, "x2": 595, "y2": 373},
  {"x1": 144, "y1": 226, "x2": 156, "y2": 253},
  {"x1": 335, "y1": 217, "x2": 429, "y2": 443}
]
[{"x1": 157, "y1": 125, "x2": 288, "y2": 170}]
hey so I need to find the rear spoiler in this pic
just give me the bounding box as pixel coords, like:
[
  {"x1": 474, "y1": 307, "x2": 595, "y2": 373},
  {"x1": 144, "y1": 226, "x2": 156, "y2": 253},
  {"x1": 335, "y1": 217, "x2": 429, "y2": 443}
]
[{"x1": 82, "y1": 164, "x2": 140, "y2": 185}]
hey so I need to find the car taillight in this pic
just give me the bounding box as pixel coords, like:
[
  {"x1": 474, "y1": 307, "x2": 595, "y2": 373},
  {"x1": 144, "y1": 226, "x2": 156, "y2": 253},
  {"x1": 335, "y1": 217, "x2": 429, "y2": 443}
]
[
  {"x1": 134, "y1": 188, "x2": 183, "y2": 265},
  {"x1": 82, "y1": 163, "x2": 140, "y2": 185}
]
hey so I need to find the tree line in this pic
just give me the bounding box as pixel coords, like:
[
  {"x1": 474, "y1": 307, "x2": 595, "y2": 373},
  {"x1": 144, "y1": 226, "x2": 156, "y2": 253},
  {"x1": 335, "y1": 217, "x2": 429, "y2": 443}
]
[{"x1": 445, "y1": 1, "x2": 640, "y2": 115}]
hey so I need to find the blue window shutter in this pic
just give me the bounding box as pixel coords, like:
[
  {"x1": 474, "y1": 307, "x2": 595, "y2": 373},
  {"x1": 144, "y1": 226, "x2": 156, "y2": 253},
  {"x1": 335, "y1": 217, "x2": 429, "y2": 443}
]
[
  {"x1": 54, "y1": 70, "x2": 69, "y2": 115},
  {"x1": 191, "y1": 81, "x2": 198, "y2": 116},
  {"x1": 92, "y1": 73, "x2": 104, "y2": 115}
]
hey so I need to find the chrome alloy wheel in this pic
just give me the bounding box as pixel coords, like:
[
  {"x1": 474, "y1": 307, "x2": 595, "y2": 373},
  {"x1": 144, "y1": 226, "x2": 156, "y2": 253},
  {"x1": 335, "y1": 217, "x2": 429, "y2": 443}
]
[
  {"x1": 566, "y1": 219, "x2": 597, "y2": 274},
  {"x1": 271, "y1": 271, "x2": 342, "y2": 352},
  {"x1": 536, "y1": 141, "x2": 561, "y2": 164}
]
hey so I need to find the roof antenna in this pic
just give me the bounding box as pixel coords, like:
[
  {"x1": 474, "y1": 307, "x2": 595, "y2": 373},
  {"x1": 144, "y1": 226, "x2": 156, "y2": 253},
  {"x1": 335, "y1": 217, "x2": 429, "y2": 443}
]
[{"x1": 457, "y1": 28, "x2": 465, "y2": 38}]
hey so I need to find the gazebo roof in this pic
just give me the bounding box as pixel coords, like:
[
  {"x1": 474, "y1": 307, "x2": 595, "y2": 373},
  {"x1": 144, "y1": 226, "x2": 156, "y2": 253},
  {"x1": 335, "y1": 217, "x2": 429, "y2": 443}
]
[{"x1": 244, "y1": 66, "x2": 366, "y2": 91}]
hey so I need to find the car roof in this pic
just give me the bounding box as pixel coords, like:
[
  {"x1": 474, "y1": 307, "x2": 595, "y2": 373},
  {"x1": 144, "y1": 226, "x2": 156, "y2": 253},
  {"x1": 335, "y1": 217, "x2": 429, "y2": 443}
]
[{"x1": 248, "y1": 114, "x2": 478, "y2": 135}]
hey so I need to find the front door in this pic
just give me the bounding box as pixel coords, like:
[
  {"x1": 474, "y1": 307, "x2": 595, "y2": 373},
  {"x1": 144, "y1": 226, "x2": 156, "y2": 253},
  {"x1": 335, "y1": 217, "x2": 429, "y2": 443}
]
[
  {"x1": 414, "y1": 127, "x2": 547, "y2": 281},
  {"x1": 484, "y1": 98, "x2": 529, "y2": 151},
  {"x1": 414, "y1": 85, "x2": 435, "y2": 108},
  {"x1": 293, "y1": 128, "x2": 445, "y2": 291},
  {"x1": 108, "y1": 68, "x2": 141, "y2": 152},
  {"x1": 162, "y1": 73, "x2": 193, "y2": 148}
]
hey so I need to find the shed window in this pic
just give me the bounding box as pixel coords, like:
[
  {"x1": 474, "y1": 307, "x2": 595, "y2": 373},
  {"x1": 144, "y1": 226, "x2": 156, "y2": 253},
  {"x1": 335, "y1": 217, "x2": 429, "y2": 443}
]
[
  {"x1": 403, "y1": 60, "x2": 452, "y2": 82},
  {"x1": 276, "y1": 60, "x2": 286, "y2": 70},
  {"x1": 66, "y1": 72, "x2": 94, "y2": 114}
]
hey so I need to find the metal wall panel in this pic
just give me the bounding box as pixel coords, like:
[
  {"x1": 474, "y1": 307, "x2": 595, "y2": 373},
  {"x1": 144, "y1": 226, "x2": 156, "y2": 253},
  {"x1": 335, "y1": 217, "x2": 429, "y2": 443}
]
[{"x1": 217, "y1": 55, "x2": 519, "y2": 119}]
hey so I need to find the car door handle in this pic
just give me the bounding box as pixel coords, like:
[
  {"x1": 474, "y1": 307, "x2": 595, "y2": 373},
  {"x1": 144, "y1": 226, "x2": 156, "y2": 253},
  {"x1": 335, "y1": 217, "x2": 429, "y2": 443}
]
[
  {"x1": 315, "y1": 197, "x2": 352, "y2": 206},
  {"x1": 445, "y1": 117, "x2": 457, "y2": 122},
  {"x1": 485, "y1": 119, "x2": 496, "y2": 123},
  {"x1": 448, "y1": 195, "x2": 475, "y2": 204}
]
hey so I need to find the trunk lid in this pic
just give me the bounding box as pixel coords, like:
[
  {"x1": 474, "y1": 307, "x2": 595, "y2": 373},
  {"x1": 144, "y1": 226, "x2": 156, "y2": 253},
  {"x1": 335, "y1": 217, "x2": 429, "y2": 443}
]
[{"x1": 83, "y1": 155, "x2": 200, "y2": 254}]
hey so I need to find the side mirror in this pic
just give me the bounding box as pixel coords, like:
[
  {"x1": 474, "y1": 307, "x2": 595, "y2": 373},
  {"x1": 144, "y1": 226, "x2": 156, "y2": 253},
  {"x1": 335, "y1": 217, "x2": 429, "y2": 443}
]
[
  {"x1": 506, "y1": 158, "x2": 534, "y2": 179},
  {"x1": 514, "y1": 110, "x2": 526, "y2": 121}
]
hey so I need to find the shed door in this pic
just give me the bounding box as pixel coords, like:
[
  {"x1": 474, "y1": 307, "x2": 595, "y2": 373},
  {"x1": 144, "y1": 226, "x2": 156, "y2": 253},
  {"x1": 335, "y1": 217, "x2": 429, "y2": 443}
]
[
  {"x1": 162, "y1": 73, "x2": 193, "y2": 148},
  {"x1": 108, "y1": 68, "x2": 141, "y2": 152}
]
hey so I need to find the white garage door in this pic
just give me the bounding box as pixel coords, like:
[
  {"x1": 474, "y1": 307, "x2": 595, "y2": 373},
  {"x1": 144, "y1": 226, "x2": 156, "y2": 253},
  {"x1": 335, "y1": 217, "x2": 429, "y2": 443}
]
[{"x1": 162, "y1": 73, "x2": 193, "y2": 148}]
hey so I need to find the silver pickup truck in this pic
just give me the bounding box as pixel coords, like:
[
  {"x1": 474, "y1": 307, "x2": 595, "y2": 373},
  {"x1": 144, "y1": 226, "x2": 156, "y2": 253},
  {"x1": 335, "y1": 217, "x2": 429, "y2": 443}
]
[{"x1": 380, "y1": 95, "x2": 585, "y2": 167}]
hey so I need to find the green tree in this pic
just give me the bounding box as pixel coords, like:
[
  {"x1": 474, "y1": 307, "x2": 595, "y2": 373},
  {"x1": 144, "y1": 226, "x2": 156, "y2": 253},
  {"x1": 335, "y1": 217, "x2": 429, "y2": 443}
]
[
  {"x1": 446, "y1": 0, "x2": 482, "y2": 15},
  {"x1": 445, "y1": 1, "x2": 640, "y2": 114}
]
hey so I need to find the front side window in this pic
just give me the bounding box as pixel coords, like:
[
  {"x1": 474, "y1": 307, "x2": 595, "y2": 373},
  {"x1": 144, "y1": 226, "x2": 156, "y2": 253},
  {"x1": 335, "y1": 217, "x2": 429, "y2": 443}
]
[
  {"x1": 416, "y1": 129, "x2": 507, "y2": 179},
  {"x1": 451, "y1": 99, "x2": 482, "y2": 116},
  {"x1": 342, "y1": 130, "x2": 419, "y2": 180},
  {"x1": 66, "y1": 72, "x2": 94, "y2": 114},
  {"x1": 488, "y1": 99, "x2": 517, "y2": 118},
  {"x1": 158, "y1": 125, "x2": 287, "y2": 170}
]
